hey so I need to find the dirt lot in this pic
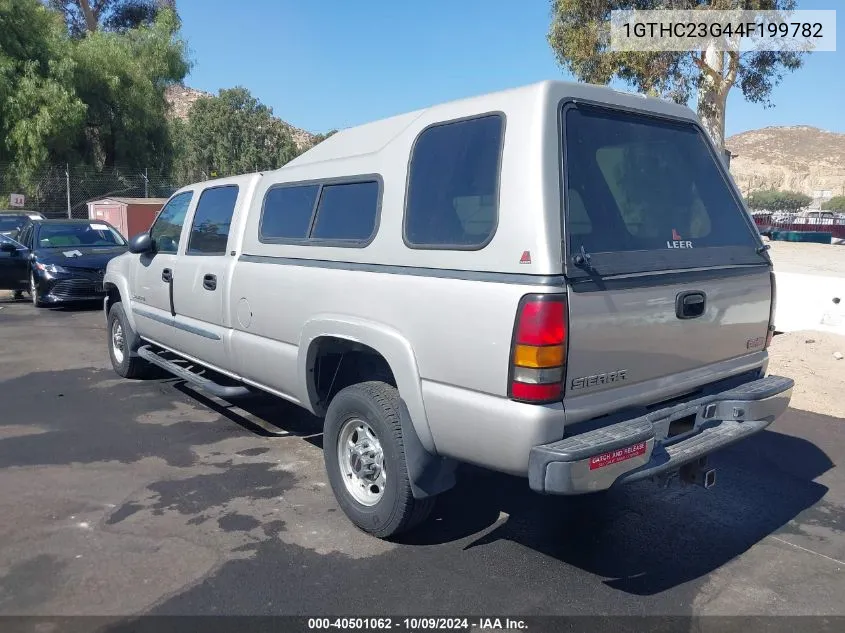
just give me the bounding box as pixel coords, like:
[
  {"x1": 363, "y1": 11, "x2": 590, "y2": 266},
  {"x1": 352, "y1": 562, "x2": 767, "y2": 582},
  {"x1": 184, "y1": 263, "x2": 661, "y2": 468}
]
[
  {"x1": 768, "y1": 331, "x2": 845, "y2": 419},
  {"x1": 767, "y1": 240, "x2": 845, "y2": 276},
  {"x1": 765, "y1": 240, "x2": 845, "y2": 410}
]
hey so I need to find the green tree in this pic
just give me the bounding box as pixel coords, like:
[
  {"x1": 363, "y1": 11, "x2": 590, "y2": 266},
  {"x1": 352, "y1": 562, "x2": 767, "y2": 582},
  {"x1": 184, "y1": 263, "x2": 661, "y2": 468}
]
[
  {"x1": 311, "y1": 129, "x2": 338, "y2": 145},
  {"x1": 0, "y1": 0, "x2": 86, "y2": 187},
  {"x1": 172, "y1": 87, "x2": 299, "y2": 180},
  {"x1": 746, "y1": 189, "x2": 811, "y2": 211},
  {"x1": 548, "y1": 1, "x2": 805, "y2": 150},
  {"x1": 821, "y1": 196, "x2": 845, "y2": 212},
  {"x1": 2, "y1": 1, "x2": 188, "y2": 199},
  {"x1": 47, "y1": 0, "x2": 177, "y2": 36},
  {"x1": 70, "y1": 7, "x2": 189, "y2": 171}
]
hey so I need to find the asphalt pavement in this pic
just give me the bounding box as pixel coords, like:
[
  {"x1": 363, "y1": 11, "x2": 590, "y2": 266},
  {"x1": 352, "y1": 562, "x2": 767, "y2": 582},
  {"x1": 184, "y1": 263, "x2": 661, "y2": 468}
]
[{"x1": 0, "y1": 297, "x2": 843, "y2": 623}]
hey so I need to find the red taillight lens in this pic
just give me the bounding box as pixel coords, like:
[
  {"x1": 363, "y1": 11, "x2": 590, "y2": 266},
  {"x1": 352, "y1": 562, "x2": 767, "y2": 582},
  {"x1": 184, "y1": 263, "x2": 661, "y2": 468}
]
[
  {"x1": 511, "y1": 381, "x2": 562, "y2": 402},
  {"x1": 509, "y1": 295, "x2": 568, "y2": 404},
  {"x1": 516, "y1": 300, "x2": 566, "y2": 345}
]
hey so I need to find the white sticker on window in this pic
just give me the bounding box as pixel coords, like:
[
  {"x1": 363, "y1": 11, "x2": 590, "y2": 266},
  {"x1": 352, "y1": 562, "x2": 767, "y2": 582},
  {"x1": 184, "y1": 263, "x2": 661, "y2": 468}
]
[
  {"x1": 29, "y1": 214, "x2": 41, "y2": 220},
  {"x1": 90, "y1": 223, "x2": 109, "y2": 231}
]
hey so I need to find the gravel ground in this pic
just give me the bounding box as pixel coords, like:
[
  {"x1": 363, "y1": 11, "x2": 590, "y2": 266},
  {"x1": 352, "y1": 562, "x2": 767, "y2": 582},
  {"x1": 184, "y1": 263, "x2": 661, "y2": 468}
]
[
  {"x1": 767, "y1": 331, "x2": 845, "y2": 419},
  {"x1": 767, "y1": 240, "x2": 845, "y2": 277}
]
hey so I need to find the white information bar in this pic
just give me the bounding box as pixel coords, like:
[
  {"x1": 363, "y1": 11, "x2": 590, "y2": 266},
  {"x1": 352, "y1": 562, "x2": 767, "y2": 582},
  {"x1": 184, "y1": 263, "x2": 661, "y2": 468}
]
[{"x1": 610, "y1": 9, "x2": 836, "y2": 52}]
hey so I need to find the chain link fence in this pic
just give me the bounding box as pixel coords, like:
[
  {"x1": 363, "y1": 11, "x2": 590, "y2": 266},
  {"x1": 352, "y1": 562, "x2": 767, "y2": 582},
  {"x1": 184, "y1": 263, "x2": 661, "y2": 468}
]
[{"x1": 1, "y1": 163, "x2": 208, "y2": 219}]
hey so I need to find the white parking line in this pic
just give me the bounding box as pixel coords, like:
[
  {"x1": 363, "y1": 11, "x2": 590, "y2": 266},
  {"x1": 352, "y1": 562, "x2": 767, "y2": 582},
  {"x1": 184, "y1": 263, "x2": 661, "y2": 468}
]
[{"x1": 771, "y1": 535, "x2": 845, "y2": 568}]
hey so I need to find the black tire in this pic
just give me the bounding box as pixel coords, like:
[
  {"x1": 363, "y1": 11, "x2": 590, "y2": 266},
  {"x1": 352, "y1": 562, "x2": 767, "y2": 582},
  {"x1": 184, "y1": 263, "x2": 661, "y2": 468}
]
[
  {"x1": 324, "y1": 381, "x2": 435, "y2": 539},
  {"x1": 30, "y1": 273, "x2": 45, "y2": 308},
  {"x1": 107, "y1": 302, "x2": 150, "y2": 379}
]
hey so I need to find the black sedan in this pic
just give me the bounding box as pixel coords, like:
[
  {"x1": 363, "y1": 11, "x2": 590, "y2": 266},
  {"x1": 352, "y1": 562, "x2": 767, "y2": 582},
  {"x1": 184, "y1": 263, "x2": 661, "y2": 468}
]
[{"x1": 0, "y1": 219, "x2": 127, "y2": 307}]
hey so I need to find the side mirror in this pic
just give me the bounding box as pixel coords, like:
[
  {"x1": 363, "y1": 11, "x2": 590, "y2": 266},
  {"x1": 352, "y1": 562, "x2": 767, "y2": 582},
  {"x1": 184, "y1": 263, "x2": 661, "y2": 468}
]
[
  {"x1": 128, "y1": 232, "x2": 154, "y2": 254},
  {"x1": 0, "y1": 242, "x2": 17, "y2": 253}
]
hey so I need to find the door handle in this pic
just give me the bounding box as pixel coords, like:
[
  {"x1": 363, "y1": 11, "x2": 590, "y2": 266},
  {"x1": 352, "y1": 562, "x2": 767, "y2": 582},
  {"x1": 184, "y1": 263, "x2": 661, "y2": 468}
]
[
  {"x1": 161, "y1": 268, "x2": 172, "y2": 283},
  {"x1": 676, "y1": 291, "x2": 706, "y2": 319},
  {"x1": 203, "y1": 273, "x2": 217, "y2": 291}
]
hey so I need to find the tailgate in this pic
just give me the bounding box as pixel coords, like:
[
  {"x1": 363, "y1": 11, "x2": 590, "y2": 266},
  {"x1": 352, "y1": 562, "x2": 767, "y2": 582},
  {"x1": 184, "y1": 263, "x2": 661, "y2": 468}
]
[
  {"x1": 559, "y1": 102, "x2": 773, "y2": 400},
  {"x1": 566, "y1": 267, "x2": 772, "y2": 395}
]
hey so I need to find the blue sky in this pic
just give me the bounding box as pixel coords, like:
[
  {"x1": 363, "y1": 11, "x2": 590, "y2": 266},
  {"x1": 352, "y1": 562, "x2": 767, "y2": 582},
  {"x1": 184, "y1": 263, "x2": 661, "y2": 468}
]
[{"x1": 179, "y1": 0, "x2": 844, "y2": 137}]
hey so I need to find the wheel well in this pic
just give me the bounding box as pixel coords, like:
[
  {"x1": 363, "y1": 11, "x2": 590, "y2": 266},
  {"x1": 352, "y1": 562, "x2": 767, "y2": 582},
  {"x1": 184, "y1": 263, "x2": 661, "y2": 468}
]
[
  {"x1": 310, "y1": 337, "x2": 396, "y2": 411},
  {"x1": 105, "y1": 284, "x2": 121, "y2": 314}
]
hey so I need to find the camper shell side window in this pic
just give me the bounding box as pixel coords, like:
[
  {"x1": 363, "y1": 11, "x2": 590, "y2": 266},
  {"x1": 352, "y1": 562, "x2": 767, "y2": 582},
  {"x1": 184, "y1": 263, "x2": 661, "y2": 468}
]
[
  {"x1": 258, "y1": 175, "x2": 382, "y2": 248},
  {"x1": 403, "y1": 112, "x2": 505, "y2": 251}
]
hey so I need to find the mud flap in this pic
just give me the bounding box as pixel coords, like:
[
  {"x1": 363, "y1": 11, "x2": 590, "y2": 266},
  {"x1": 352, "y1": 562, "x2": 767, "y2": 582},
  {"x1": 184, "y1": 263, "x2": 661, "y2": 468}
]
[{"x1": 399, "y1": 399, "x2": 457, "y2": 499}]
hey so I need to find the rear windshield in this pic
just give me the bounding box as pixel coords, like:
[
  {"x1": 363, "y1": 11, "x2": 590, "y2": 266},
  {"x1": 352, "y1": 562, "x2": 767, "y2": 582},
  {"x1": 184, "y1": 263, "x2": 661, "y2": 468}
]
[
  {"x1": 564, "y1": 105, "x2": 757, "y2": 259},
  {"x1": 0, "y1": 215, "x2": 28, "y2": 231}
]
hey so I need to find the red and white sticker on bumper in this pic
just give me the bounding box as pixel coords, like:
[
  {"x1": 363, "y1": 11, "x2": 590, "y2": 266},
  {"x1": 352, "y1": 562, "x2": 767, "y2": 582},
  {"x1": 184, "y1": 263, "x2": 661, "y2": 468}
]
[{"x1": 589, "y1": 441, "x2": 648, "y2": 470}]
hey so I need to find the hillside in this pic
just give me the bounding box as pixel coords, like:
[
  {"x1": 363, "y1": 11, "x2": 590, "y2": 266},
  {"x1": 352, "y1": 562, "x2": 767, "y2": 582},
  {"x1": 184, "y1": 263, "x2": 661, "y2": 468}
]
[
  {"x1": 164, "y1": 84, "x2": 317, "y2": 150},
  {"x1": 726, "y1": 126, "x2": 845, "y2": 197}
]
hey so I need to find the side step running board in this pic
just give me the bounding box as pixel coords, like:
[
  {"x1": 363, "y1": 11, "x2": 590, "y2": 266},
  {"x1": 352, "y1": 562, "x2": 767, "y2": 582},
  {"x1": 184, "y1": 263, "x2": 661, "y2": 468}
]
[{"x1": 138, "y1": 345, "x2": 250, "y2": 399}]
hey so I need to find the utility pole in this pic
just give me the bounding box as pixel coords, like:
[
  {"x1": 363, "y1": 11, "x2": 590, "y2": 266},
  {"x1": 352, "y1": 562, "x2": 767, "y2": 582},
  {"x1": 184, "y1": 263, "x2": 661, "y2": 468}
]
[
  {"x1": 65, "y1": 164, "x2": 71, "y2": 218},
  {"x1": 143, "y1": 167, "x2": 149, "y2": 198}
]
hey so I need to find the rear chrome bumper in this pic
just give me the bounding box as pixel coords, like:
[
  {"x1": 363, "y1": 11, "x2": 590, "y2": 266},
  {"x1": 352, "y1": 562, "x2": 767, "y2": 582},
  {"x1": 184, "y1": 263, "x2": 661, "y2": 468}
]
[{"x1": 528, "y1": 375, "x2": 793, "y2": 495}]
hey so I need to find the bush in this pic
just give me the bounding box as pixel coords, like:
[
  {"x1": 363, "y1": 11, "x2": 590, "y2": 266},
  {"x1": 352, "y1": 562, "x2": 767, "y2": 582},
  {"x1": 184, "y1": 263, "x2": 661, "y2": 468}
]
[
  {"x1": 746, "y1": 189, "x2": 812, "y2": 211},
  {"x1": 821, "y1": 196, "x2": 845, "y2": 212}
]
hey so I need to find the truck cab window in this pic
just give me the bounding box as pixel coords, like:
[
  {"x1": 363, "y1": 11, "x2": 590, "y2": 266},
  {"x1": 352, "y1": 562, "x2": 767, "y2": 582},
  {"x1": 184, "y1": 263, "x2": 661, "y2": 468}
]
[
  {"x1": 150, "y1": 191, "x2": 193, "y2": 254},
  {"x1": 187, "y1": 185, "x2": 239, "y2": 255}
]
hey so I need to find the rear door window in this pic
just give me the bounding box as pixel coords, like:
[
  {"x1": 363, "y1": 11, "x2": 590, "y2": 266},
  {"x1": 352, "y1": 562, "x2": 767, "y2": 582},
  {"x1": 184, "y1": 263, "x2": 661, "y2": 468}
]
[
  {"x1": 0, "y1": 215, "x2": 26, "y2": 233},
  {"x1": 563, "y1": 104, "x2": 760, "y2": 274}
]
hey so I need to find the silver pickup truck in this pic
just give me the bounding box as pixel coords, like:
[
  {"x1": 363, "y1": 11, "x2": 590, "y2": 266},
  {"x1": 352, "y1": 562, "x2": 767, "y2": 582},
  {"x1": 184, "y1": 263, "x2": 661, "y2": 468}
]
[{"x1": 104, "y1": 80, "x2": 793, "y2": 538}]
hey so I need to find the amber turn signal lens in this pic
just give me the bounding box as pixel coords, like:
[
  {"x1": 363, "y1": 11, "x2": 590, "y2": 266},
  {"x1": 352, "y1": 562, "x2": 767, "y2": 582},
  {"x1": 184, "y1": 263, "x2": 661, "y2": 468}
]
[{"x1": 513, "y1": 344, "x2": 564, "y2": 368}]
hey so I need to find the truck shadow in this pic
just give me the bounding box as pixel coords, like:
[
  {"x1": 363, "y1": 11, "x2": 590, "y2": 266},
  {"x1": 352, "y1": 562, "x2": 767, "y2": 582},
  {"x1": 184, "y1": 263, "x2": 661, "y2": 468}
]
[
  {"x1": 171, "y1": 381, "x2": 324, "y2": 441},
  {"x1": 167, "y1": 383, "x2": 835, "y2": 597},
  {"x1": 398, "y1": 413, "x2": 834, "y2": 596}
]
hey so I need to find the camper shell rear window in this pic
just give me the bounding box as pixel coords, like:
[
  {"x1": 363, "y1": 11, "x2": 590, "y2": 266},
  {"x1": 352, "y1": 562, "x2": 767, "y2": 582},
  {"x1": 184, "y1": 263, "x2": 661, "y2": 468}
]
[{"x1": 561, "y1": 102, "x2": 764, "y2": 277}]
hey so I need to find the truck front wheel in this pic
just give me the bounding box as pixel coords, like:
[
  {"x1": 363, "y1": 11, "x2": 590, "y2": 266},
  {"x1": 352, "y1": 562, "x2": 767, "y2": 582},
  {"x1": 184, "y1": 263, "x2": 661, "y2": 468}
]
[
  {"x1": 324, "y1": 381, "x2": 435, "y2": 539},
  {"x1": 107, "y1": 302, "x2": 150, "y2": 379}
]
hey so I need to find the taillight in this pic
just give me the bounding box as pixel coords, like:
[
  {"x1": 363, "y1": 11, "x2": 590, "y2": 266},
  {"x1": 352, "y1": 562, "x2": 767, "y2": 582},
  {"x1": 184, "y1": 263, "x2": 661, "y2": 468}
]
[
  {"x1": 509, "y1": 294, "x2": 568, "y2": 404},
  {"x1": 765, "y1": 271, "x2": 777, "y2": 349}
]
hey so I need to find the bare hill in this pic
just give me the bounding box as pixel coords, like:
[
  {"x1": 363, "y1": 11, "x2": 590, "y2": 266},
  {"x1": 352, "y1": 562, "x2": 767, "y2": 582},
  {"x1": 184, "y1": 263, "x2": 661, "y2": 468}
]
[
  {"x1": 164, "y1": 84, "x2": 317, "y2": 150},
  {"x1": 726, "y1": 126, "x2": 845, "y2": 197}
]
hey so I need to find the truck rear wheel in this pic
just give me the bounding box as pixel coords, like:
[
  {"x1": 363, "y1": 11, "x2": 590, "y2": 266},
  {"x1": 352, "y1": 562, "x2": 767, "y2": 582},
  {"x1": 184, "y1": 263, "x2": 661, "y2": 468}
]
[
  {"x1": 324, "y1": 381, "x2": 434, "y2": 539},
  {"x1": 107, "y1": 302, "x2": 150, "y2": 379}
]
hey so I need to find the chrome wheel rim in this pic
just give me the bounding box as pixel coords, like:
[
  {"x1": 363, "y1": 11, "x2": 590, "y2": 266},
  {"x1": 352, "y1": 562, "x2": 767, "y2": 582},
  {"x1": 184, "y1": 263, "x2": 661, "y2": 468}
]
[
  {"x1": 337, "y1": 417, "x2": 385, "y2": 506},
  {"x1": 111, "y1": 319, "x2": 125, "y2": 364}
]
